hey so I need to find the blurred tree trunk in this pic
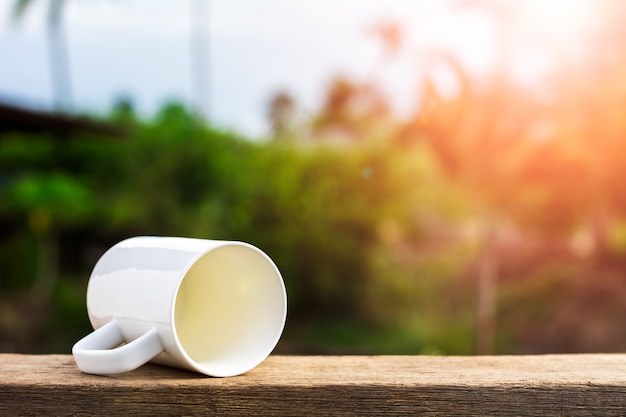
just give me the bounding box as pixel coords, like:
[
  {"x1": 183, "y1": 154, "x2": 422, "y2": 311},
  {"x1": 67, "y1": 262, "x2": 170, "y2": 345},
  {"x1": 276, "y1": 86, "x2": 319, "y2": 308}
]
[
  {"x1": 26, "y1": 209, "x2": 59, "y2": 300},
  {"x1": 32, "y1": 232, "x2": 59, "y2": 298},
  {"x1": 13, "y1": 0, "x2": 73, "y2": 111},
  {"x1": 476, "y1": 226, "x2": 498, "y2": 354},
  {"x1": 46, "y1": 0, "x2": 72, "y2": 111},
  {"x1": 190, "y1": 0, "x2": 210, "y2": 119}
]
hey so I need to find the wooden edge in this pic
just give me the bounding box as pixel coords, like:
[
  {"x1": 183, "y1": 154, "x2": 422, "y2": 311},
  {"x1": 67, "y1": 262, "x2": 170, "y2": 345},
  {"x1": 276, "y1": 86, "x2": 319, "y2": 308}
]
[{"x1": 1, "y1": 354, "x2": 625, "y2": 416}]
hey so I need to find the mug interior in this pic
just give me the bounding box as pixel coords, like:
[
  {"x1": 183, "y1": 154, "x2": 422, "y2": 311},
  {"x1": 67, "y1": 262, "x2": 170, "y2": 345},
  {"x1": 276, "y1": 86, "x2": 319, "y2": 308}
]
[{"x1": 173, "y1": 244, "x2": 286, "y2": 376}]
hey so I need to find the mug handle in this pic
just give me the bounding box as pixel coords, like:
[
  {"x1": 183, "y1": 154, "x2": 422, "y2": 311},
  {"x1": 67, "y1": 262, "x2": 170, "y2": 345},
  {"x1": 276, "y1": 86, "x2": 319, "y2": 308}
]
[{"x1": 72, "y1": 320, "x2": 163, "y2": 375}]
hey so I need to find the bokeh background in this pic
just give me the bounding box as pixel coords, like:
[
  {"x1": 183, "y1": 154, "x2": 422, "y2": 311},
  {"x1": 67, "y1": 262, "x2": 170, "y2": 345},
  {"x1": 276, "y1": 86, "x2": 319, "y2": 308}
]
[{"x1": 1, "y1": 0, "x2": 626, "y2": 355}]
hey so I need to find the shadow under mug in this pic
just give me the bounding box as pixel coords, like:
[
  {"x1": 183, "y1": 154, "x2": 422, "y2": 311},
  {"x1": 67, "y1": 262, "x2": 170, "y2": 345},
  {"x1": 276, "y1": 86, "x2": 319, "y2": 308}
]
[{"x1": 72, "y1": 236, "x2": 287, "y2": 377}]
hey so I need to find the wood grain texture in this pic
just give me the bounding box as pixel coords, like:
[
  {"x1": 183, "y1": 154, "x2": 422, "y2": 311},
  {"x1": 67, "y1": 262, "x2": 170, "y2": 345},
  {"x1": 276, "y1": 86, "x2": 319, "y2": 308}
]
[{"x1": 1, "y1": 354, "x2": 625, "y2": 416}]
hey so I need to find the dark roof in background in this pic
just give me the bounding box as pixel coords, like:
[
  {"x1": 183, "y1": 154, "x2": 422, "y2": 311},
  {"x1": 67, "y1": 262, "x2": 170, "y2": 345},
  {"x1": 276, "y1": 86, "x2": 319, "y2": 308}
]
[{"x1": 0, "y1": 101, "x2": 123, "y2": 137}]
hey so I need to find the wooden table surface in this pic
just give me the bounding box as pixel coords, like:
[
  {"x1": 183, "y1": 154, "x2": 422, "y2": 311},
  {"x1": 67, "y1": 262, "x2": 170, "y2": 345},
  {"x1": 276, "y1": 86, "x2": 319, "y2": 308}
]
[{"x1": 1, "y1": 354, "x2": 625, "y2": 416}]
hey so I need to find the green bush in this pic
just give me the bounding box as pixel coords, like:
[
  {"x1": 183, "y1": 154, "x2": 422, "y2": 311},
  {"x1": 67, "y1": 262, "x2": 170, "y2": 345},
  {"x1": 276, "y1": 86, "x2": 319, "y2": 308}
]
[{"x1": 0, "y1": 102, "x2": 474, "y2": 353}]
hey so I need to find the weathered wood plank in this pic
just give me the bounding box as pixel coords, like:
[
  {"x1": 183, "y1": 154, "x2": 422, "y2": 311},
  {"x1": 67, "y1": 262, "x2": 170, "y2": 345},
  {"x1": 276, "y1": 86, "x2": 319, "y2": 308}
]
[{"x1": 1, "y1": 354, "x2": 625, "y2": 416}]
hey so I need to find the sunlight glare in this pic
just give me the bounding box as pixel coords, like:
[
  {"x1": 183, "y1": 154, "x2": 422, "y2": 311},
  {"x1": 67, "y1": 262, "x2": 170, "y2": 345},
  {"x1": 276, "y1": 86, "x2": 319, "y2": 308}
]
[{"x1": 525, "y1": 0, "x2": 597, "y2": 40}]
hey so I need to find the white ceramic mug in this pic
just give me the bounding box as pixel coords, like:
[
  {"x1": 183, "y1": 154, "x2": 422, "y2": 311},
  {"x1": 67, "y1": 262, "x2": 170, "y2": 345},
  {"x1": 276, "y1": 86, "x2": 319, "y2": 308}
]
[{"x1": 72, "y1": 236, "x2": 287, "y2": 377}]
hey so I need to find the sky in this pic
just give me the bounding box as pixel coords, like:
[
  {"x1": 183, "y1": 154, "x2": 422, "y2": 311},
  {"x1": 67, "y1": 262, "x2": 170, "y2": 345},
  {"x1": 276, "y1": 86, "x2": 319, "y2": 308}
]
[{"x1": 0, "y1": 0, "x2": 578, "y2": 137}]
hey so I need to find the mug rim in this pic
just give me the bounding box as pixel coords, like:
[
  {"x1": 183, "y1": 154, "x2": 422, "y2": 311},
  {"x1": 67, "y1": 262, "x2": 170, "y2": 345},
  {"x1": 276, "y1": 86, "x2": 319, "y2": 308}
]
[{"x1": 170, "y1": 241, "x2": 287, "y2": 377}]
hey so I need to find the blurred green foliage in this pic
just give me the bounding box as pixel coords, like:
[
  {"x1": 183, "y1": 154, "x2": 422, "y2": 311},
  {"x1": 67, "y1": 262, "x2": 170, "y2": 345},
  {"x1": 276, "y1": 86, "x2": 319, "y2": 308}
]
[
  {"x1": 0, "y1": 100, "x2": 476, "y2": 353},
  {"x1": 2, "y1": 90, "x2": 626, "y2": 355}
]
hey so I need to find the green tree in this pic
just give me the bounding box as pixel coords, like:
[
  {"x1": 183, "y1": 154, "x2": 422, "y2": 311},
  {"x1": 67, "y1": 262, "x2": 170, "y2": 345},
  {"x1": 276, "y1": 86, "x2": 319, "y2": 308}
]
[{"x1": 267, "y1": 91, "x2": 297, "y2": 140}]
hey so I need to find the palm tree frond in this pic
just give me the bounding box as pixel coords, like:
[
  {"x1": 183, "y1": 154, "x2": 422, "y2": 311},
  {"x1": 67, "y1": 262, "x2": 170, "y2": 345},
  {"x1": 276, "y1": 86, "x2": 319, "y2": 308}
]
[{"x1": 12, "y1": 0, "x2": 36, "y2": 22}]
